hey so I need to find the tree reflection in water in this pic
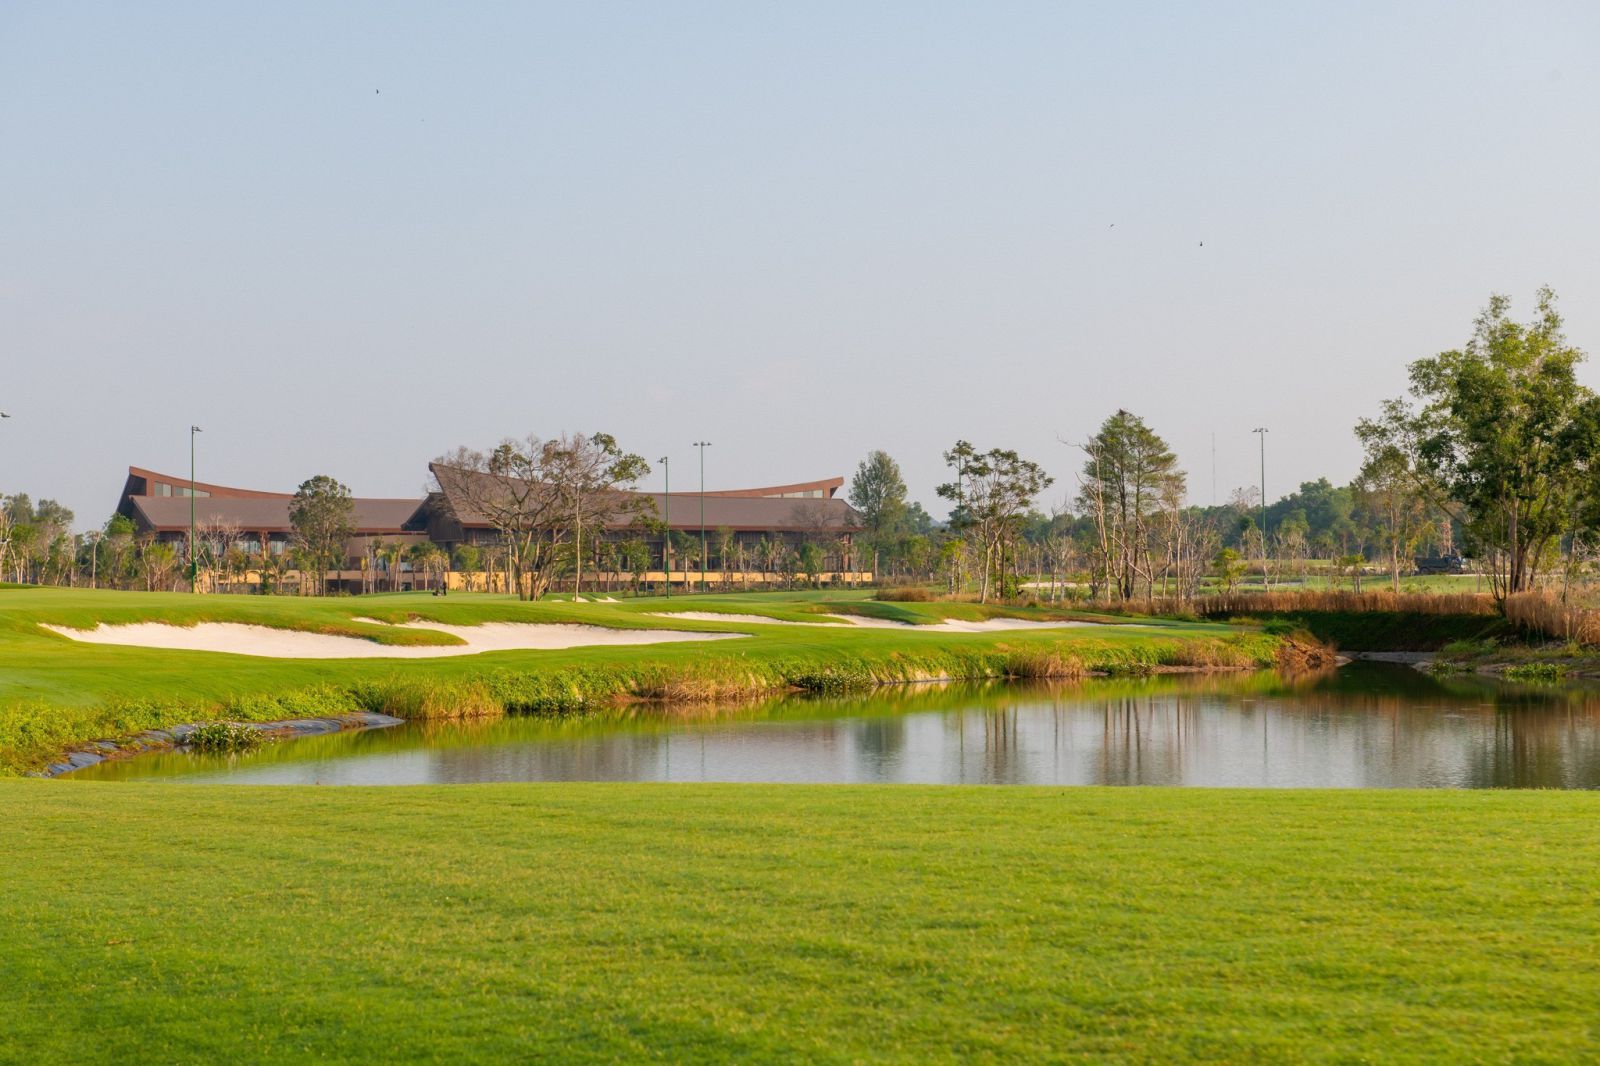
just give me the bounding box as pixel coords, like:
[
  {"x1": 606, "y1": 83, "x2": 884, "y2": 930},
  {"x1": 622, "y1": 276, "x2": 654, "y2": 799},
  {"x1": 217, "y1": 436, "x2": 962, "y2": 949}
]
[{"x1": 71, "y1": 665, "x2": 1600, "y2": 788}]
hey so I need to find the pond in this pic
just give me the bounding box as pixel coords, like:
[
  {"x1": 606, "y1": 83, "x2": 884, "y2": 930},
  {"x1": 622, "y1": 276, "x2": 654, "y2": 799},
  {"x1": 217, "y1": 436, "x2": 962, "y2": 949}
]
[{"x1": 72, "y1": 664, "x2": 1600, "y2": 789}]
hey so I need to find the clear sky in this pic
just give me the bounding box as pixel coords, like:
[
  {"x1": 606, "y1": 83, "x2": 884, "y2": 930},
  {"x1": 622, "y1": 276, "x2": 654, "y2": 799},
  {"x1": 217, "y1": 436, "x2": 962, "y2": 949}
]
[{"x1": 4, "y1": 2, "x2": 1599, "y2": 528}]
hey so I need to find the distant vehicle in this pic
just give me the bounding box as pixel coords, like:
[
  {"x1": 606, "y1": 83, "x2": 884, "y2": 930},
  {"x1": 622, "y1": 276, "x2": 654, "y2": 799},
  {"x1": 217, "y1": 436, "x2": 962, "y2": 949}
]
[{"x1": 1414, "y1": 554, "x2": 1465, "y2": 575}]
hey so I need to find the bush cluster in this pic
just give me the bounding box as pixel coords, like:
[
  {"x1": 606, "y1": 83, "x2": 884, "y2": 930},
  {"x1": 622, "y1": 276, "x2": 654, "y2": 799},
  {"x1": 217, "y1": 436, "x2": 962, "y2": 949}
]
[
  {"x1": 184, "y1": 721, "x2": 272, "y2": 753},
  {"x1": 1502, "y1": 662, "x2": 1566, "y2": 683},
  {"x1": 791, "y1": 668, "x2": 876, "y2": 694}
]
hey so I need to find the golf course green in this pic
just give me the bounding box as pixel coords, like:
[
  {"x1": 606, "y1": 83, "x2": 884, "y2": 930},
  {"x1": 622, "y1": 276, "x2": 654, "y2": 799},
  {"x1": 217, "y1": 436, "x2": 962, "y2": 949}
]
[{"x1": 5, "y1": 588, "x2": 1595, "y2": 1062}]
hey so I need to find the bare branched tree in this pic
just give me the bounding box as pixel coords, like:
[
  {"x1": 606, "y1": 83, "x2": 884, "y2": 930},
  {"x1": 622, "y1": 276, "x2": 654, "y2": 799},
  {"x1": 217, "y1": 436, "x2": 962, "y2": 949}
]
[{"x1": 433, "y1": 433, "x2": 649, "y2": 601}]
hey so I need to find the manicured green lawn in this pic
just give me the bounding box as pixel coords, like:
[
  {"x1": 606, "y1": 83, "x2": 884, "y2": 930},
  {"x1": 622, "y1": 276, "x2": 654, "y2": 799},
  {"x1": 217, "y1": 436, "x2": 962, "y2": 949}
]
[
  {"x1": 3, "y1": 781, "x2": 1596, "y2": 1061},
  {"x1": 0, "y1": 588, "x2": 1278, "y2": 774}
]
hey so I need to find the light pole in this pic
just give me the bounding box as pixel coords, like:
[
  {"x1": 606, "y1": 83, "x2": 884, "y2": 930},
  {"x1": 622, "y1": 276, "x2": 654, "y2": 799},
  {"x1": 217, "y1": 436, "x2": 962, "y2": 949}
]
[
  {"x1": 659, "y1": 456, "x2": 671, "y2": 599},
  {"x1": 190, "y1": 425, "x2": 203, "y2": 593},
  {"x1": 693, "y1": 441, "x2": 711, "y2": 593},
  {"x1": 1252, "y1": 427, "x2": 1268, "y2": 588}
]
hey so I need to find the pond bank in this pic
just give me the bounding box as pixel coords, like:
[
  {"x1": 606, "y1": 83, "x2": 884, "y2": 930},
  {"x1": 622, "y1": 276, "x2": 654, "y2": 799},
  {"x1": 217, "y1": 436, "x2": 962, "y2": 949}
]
[
  {"x1": 2, "y1": 587, "x2": 1328, "y2": 776},
  {"x1": 34, "y1": 712, "x2": 405, "y2": 778},
  {"x1": 27, "y1": 635, "x2": 1332, "y2": 777},
  {"x1": 70, "y1": 662, "x2": 1600, "y2": 789}
]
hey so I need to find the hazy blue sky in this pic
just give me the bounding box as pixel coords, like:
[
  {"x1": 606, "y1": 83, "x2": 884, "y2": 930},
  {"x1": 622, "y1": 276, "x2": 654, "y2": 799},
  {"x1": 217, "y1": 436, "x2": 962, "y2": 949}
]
[{"x1": 4, "y1": 2, "x2": 1600, "y2": 527}]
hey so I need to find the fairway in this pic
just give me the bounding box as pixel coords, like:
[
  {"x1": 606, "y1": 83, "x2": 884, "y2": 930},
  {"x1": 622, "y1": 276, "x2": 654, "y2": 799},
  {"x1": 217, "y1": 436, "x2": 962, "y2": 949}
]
[
  {"x1": 4, "y1": 781, "x2": 1597, "y2": 1062},
  {"x1": 0, "y1": 588, "x2": 1283, "y2": 775}
]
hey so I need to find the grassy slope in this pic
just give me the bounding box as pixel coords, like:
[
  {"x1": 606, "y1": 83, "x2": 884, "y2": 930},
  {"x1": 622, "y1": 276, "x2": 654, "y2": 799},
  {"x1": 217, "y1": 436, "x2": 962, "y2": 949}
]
[
  {"x1": 1245, "y1": 610, "x2": 1512, "y2": 651},
  {"x1": 0, "y1": 588, "x2": 1280, "y2": 773},
  {"x1": 3, "y1": 781, "x2": 1597, "y2": 1062}
]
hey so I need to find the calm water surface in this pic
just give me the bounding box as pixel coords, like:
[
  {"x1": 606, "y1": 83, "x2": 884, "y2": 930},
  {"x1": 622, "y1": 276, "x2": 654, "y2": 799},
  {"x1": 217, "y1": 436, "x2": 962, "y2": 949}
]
[{"x1": 73, "y1": 664, "x2": 1600, "y2": 788}]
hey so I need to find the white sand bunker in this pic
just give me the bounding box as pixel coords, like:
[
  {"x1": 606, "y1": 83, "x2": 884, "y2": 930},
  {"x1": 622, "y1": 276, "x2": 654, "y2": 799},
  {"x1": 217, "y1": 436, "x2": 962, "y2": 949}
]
[
  {"x1": 647, "y1": 611, "x2": 1143, "y2": 633},
  {"x1": 824, "y1": 615, "x2": 1144, "y2": 632},
  {"x1": 646, "y1": 611, "x2": 846, "y2": 627},
  {"x1": 42, "y1": 620, "x2": 747, "y2": 659}
]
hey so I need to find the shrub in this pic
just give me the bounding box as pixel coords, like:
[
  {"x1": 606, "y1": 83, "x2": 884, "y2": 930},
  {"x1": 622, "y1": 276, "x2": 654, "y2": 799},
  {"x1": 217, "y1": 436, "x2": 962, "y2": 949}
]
[
  {"x1": 184, "y1": 722, "x2": 272, "y2": 753},
  {"x1": 875, "y1": 587, "x2": 932, "y2": 602},
  {"x1": 1502, "y1": 662, "x2": 1566, "y2": 683},
  {"x1": 791, "y1": 668, "x2": 875, "y2": 694}
]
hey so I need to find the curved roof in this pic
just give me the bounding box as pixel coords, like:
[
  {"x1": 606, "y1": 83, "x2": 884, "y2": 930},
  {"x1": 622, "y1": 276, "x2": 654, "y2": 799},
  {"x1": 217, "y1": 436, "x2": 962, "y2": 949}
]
[
  {"x1": 702, "y1": 477, "x2": 844, "y2": 499},
  {"x1": 426, "y1": 464, "x2": 860, "y2": 533},
  {"x1": 123, "y1": 466, "x2": 293, "y2": 500},
  {"x1": 127, "y1": 496, "x2": 421, "y2": 535},
  {"x1": 117, "y1": 465, "x2": 859, "y2": 536}
]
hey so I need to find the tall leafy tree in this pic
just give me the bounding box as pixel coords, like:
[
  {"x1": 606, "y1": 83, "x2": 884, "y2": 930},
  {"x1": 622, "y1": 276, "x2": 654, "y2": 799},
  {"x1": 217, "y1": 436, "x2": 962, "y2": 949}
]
[
  {"x1": 289, "y1": 475, "x2": 356, "y2": 595},
  {"x1": 1360, "y1": 288, "x2": 1597, "y2": 601},
  {"x1": 936, "y1": 444, "x2": 1052, "y2": 602},
  {"x1": 1075, "y1": 410, "x2": 1185, "y2": 600},
  {"x1": 1352, "y1": 437, "x2": 1428, "y2": 593},
  {"x1": 847, "y1": 450, "x2": 909, "y2": 580}
]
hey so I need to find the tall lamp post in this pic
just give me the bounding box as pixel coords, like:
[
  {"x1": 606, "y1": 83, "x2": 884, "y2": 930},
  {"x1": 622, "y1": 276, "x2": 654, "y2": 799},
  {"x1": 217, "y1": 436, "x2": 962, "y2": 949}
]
[
  {"x1": 659, "y1": 456, "x2": 671, "y2": 599},
  {"x1": 1252, "y1": 427, "x2": 1268, "y2": 588},
  {"x1": 693, "y1": 441, "x2": 711, "y2": 593},
  {"x1": 189, "y1": 425, "x2": 203, "y2": 593}
]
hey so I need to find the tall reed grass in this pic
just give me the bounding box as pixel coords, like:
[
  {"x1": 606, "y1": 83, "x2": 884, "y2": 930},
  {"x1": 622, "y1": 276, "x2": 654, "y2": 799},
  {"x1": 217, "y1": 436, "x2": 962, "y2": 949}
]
[
  {"x1": 1101, "y1": 588, "x2": 1600, "y2": 649},
  {"x1": 1504, "y1": 592, "x2": 1600, "y2": 646},
  {"x1": 1098, "y1": 590, "x2": 1501, "y2": 619}
]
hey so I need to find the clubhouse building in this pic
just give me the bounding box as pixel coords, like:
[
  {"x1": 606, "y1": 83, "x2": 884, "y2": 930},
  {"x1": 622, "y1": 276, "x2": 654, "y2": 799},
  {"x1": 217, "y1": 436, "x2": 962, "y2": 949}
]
[{"x1": 116, "y1": 464, "x2": 867, "y2": 591}]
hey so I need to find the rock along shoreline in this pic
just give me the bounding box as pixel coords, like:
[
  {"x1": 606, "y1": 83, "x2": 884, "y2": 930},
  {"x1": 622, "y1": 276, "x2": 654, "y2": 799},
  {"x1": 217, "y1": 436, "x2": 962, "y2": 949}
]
[{"x1": 34, "y1": 712, "x2": 406, "y2": 778}]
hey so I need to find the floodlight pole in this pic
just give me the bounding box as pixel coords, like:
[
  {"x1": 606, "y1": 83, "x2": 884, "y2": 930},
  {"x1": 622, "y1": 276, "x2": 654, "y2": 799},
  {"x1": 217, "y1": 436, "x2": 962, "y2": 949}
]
[
  {"x1": 659, "y1": 456, "x2": 670, "y2": 599},
  {"x1": 1252, "y1": 427, "x2": 1268, "y2": 587},
  {"x1": 189, "y1": 425, "x2": 203, "y2": 593},
  {"x1": 694, "y1": 441, "x2": 711, "y2": 593}
]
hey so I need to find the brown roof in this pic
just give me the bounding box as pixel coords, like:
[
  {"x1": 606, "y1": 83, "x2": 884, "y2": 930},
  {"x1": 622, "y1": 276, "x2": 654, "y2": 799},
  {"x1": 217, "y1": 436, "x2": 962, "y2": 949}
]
[
  {"x1": 634, "y1": 491, "x2": 859, "y2": 532},
  {"x1": 702, "y1": 477, "x2": 844, "y2": 499},
  {"x1": 123, "y1": 466, "x2": 293, "y2": 500},
  {"x1": 428, "y1": 464, "x2": 860, "y2": 534},
  {"x1": 128, "y1": 496, "x2": 422, "y2": 535}
]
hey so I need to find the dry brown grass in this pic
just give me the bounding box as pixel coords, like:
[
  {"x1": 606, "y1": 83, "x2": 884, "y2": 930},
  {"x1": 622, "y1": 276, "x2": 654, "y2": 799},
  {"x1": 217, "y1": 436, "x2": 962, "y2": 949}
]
[
  {"x1": 1271, "y1": 635, "x2": 1342, "y2": 671},
  {"x1": 1504, "y1": 592, "x2": 1600, "y2": 646},
  {"x1": 874, "y1": 587, "x2": 934, "y2": 602},
  {"x1": 1096, "y1": 590, "x2": 1501, "y2": 619}
]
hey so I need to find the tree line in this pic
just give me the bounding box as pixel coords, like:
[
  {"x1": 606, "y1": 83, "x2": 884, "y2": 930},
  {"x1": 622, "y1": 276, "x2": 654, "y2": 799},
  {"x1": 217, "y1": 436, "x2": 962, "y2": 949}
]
[
  {"x1": 845, "y1": 290, "x2": 1600, "y2": 606},
  {"x1": 4, "y1": 289, "x2": 1593, "y2": 607}
]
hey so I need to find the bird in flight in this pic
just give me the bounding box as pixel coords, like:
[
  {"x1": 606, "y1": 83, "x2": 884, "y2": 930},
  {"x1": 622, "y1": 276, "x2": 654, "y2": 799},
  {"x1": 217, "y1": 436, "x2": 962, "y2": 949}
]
[{"x1": 0, "y1": 412, "x2": 10, "y2": 418}]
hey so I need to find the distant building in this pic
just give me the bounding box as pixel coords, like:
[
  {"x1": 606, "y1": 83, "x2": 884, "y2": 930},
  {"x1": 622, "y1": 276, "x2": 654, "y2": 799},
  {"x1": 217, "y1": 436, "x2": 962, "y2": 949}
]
[
  {"x1": 117, "y1": 466, "x2": 424, "y2": 574},
  {"x1": 115, "y1": 465, "x2": 866, "y2": 591}
]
